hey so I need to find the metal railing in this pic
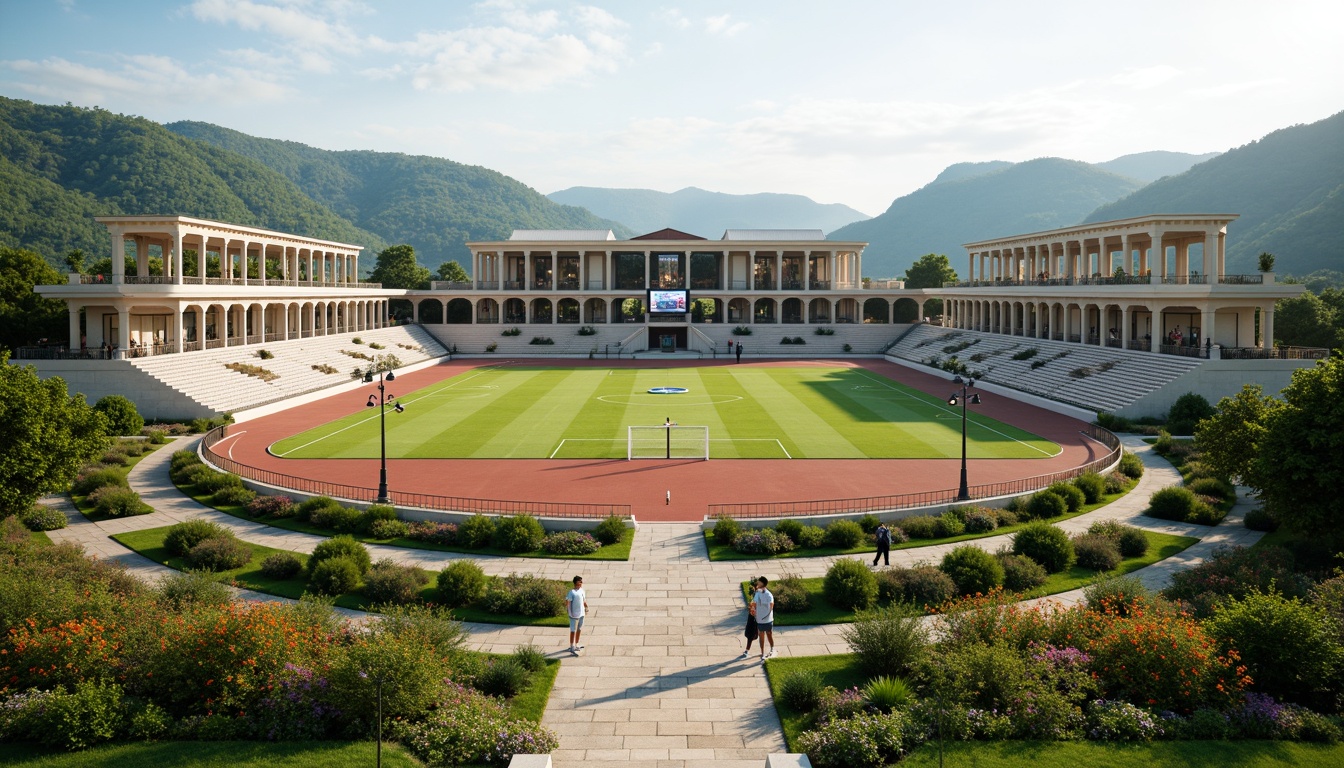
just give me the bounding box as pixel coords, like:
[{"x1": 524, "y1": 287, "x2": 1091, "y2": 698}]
[
  {"x1": 1221, "y1": 345, "x2": 1330, "y2": 360},
  {"x1": 707, "y1": 425, "x2": 1122, "y2": 519},
  {"x1": 201, "y1": 425, "x2": 630, "y2": 519},
  {"x1": 1219, "y1": 274, "x2": 1264, "y2": 285}
]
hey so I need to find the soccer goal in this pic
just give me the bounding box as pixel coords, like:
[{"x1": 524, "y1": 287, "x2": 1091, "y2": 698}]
[{"x1": 628, "y1": 425, "x2": 710, "y2": 460}]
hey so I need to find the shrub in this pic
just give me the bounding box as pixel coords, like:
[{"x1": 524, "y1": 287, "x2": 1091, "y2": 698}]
[
  {"x1": 1146, "y1": 485, "x2": 1213, "y2": 523},
  {"x1": 824, "y1": 558, "x2": 878, "y2": 610},
  {"x1": 994, "y1": 508, "x2": 1019, "y2": 527},
  {"x1": 362, "y1": 559, "x2": 430, "y2": 605},
  {"x1": 407, "y1": 520, "x2": 457, "y2": 544},
  {"x1": 1104, "y1": 471, "x2": 1130, "y2": 494},
  {"x1": 476, "y1": 656, "x2": 531, "y2": 697},
  {"x1": 825, "y1": 519, "x2": 865, "y2": 549},
  {"x1": 1167, "y1": 392, "x2": 1215, "y2": 435},
  {"x1": 841, "y1": 604, "x2": 928, "y2": 676},
  {"x1": 795, "y1": 525, "x2": 826, "y2": 548},
  {"x1": 481, "y1": 573, "x2": 564, "y2": 617},
  {"x1": 1012, "y1": 522, "x2": 1074, "y2": 573},
  {"x1": 186, "y1": 535, "x2": 251, "y2": 571},
  {"x1": 775, "y1": 519, "x2": 803, "y2": 542},
  {"x1": 307, "y1": 535, "x2": 371, "y2": 577},
  {"x1": 1163, "y1": 545, "x2": 1306, "y2": 614},
  {"x1": 541, "y1": 530, "x2": 602, "y2": 555},
  {"x1": 310, "y1": 504, "x2": 363, "y2": 533},
  {"x1": 493, "y1": 514, "x2": 545, "y2": 553},
  {"x1": 71, "y1": 467, "x2": 128, "y2": 496},
  {"x1": 779, "y1": 669, "x2": 825, "y2": 711},
  {"x1": 863, "y1": 675, "x2": 913, "y2": 712},
  {"x1": 1116, "y1": 527, "x2": 1149, "y2": 557},
  {"x1": 896, "y1": 515, "x2": 939, "y2": 539},
  {"x1": 457, "y1": 514, "x2": 497, "y2": 548},
  {"x1": 260, "y1": 551, "x2": 303, "y2": 579},
  {"x1": 176, "y1": 462, "x2": 218, "y2": 488},
  {"x1": 1088, "y1": 519, "x2": 1124, "y2": 539},
  {"x1": 98, "y1": 450, "x2": 129, "y2": 466},
  {"x1": 1118, "y1": 451, "x2": 1145, "y2": 479},
  {"x1": 936, "y1": 510, "x2": 966, "y2": 538},
  {"x1": 145, "y1": 428, "x2": 168, "y2": 444},
  {"x1": 164, "y1": 519, "x2": 230, "y2": 556},
  {"x1": 246, "y1": 494, "x2": 294, "y2": 518},
  {"x1": 91, "y1": 486, "x2": 149, "y2": 518},
  {"x1": 962, "y1": 509, "x2": 997, "y2": 533},
  {"x1": 857, "y1": 514, "x2": 881, "y2": 534},
  {"x1": 1182, "y1": 459, "x2": 1217, "y2": 481},
  {"x1": 796, "y1": 711, "x2": 909, "y2": 768},
  {"x1": 733, "y1": 528, "x2": 796, "y2": 555},
  {"x1": 369, "y1": 518, "x2": 411, "y2": 540},
  {"x1": 1073, "y1": 472, "x2": 1106, "y2": 504},
  {"x1": 512, "y1": 644, "x2": 548, "y2": 673},
  {"x1": 437, "y1": 560, "x2": 488, "y2": 607},
  {"x1": 193, "y1": 469, "x2": 243, "y2": 495},
  {"x1": 170, "y1": 448, "x2": 201, "y2": 470},
  {"x1": 1026, "y1": 490, "x2": 1068, "y2": 521},
  {"x1": 1088, "y1": 700, "x2": 1165, "y2": 741},
  {"x1": 885, "y1": 565, "x2": 957, "y2": 608},
  {"x1": 593, "y1": 514, "x2": 626, "y2": 545},
  {"x1": 154, "y1": 570, "x2": 231, "y2": 610},
  {"x1": 999, "y1": 553, "x2": 1047, "y2": 592},
  {"x1": 1184, "y1": 708, "x2": 1233, "y2": 739},
  {"x1": 23, "y1": 680, "x2": 124, "y2": 750},
  {"x1": 712, "y1": 515, "x2": 742, "y2": 545},
  {"x1": 1205, "y1": 591, "x2": 1344, "y2": 710},
  {"x1": 940, "y1": 545, "x2": 1005, "y2": 595},
  {"x1": 294, "y1": 496, "x2": 341, "y2": 522},
  {"x1": 20, "y1": 505, "x2": 67, "y2": 531},
  {"x1": 1072, "y1": 534, "x2": 1122, "y2": 572},
  {"x1": 360, "y1": 504, "x2": 399, "y2": 532},
  {"x1": 1243, "y1": 506, "x2": 1279, "y2": 532},
  {"x1": 1046, "y1": 481, "x2": 1086, "y2": 513},
  {"x1": 392, "y1": 683, "x2": 559, "y2": 766},
  {"x1": 773, "y1": 574, "x2": 811, "y2": 612},
  {"x1": 1188, "y1": 476, "x2": 1235, "y2": 501},
  {"x1": 94, "y1": 394, "x2": 144, "y2": 436},
  {"x1": 211, "y1": 484, "x2": 256, "y2": 506},
  {"x1": 309, "y1": 556, "x2": 361, "y2": 595}
]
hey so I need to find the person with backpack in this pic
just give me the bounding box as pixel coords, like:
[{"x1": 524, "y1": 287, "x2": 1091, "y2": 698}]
[{"x1": 873, "y1": 522, "x2": 892, "y2": 567}]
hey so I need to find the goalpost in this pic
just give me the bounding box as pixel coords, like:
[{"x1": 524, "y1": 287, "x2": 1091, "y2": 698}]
[{"x1": 628, "y1": 425, "x2": 710, "y2": 460}]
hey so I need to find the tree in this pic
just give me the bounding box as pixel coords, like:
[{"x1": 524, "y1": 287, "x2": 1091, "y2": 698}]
[
  {"x1": 94, "y1": 394, "x2": 144, "y2": 436},
  {"x1": 903, "y1": 253, "x2": 958, "y2": 289},
  {"x1": 1274, "y1": 291, "x2": 1341, "y2": 349},
  {"x1": 0, "y1": 353, "x2": 111, "y2": 516},
  {"x1": 1250, "y1": 356, "x2": 1344, "y2": 536},
  {"x1": 1258, "y1": 252, "x2": 1276, "y2": 272},
  {"x1": 1165, "y1": 392, "x2": 1215, "y2": 436},
  {"x1": 435, "y1": 260, "x2": 470, "y2": 282},
  {"x1": 63, "y1": 249, "x2": 86, "y2": 274},
  {"x1": 369, "y1": 245, "x2": 431, "y2": 290},
  {"x1": 0, "y1": 246, "x2": 70, "y2": 353},
  {"x1": 1195, "y1": 385, "x2": 1278, "y2": 483}
]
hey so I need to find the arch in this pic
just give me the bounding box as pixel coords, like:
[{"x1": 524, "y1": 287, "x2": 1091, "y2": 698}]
[
  {"x1": 503, "y1": 298, "x2": 526, "y2": 324},
  {"x1": 418, "y1": 299, "x2": 444, "y2": 324},
  {"x1": 691, "y1": 297, "x2": 721, "y2": 324},
  {"x1": 475, "y1": 298, "x2": 499, "y2": 324},
  {"x1": 441, "y1": 298, "x2": 469, "y2": 324},
  {"x1": 753, "y1": 298, "x2": 777, "y2": 323},
  {"x1": 557, "y1": 298, "x2": 581, "y2": 324},
  {"x1": 863, "y1": 297, "x2": 890, "y2": 324},
  {"x1": 781, "y1": 297, "x2": 803, "y2": 324},
  {"x1": 583, "y1": 297, "x2": 607, "y2": 323},
  {"x1": 834, "y1": 298, "x2": 859, "y2": 324},
  {"x1": 893, "y1": 297, "x2": 919, "y2": 324},
  {"x1": 616, "y1": 297, "x2": 645, "y2": 323},
  {"x1": 808, "y1": 298, "x2": 832, "y2": 324},
  {"x1": 388, "y1": 299, "x2": 413, "y2": 323},
  {"x1": 530, "y1": 298, "x2": 553, "y2": 324},
  {"x1": 727, "y1": 298, "x2": 750, "y2": 324}
]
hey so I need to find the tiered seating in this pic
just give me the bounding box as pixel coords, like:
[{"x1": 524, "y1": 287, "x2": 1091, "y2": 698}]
[
  {"x1": 887, "y1": 325, "x2": 1204, "y2": 413},
  {"x1": 129, "y1": 325, "x2": 447, "y2": 414}
]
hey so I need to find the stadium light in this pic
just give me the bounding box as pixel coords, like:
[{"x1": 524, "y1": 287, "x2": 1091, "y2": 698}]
[
  {"x1": 363, "y1": 365, "x2": 402, "y2": 504},
  {"x1": 948, "y1": 375, "x2": 981, "y2": 501}
]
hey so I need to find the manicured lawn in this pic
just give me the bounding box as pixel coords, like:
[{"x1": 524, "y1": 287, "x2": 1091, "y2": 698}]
[
  {"x1": 705, "y1": 482, "x2": 1137, "y2": 561},
  {"x1": 900, "y1": 740, "x2": 1344, "y2": 767},
  {"x1": 764, "y1": 653, "x2": 867, "y2": 748},
  {"x1": 740, "y1": 530, "x2": 1198, "y2": 625},
  {"x1": 0, "y1": 741, "x2": 422, "y2": 768},
  {"x1": 71, "y1": 441, "x2": 165, "y2": 521},
  {"x1": 177, "y1": 480, "x2": 633, "y2": 561},
  {"x1": 271, "y1": 365, "x2": 1060, "y2": 460},
  {"x1": 28, "y1": 530, "x2": 52, "y2": 546},
  {"x1": 506, "y1": 657, "x2": 562, "y2": 722},
  {"x1": 112, "y1": 526, "x2": 569, "y2": 626}
]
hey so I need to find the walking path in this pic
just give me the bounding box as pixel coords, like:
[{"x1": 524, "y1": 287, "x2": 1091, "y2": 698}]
[{"x1": 46, "y1": 435, "x2": 1263, "y2": 768}]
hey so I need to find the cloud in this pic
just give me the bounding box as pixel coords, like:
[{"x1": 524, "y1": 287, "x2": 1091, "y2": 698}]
[
  {"x1": 704, "y1": 14, "x2": 748, "y2": 37},
  {"x1": 1110, "y1": 65, "x2": 1181, "y2": 90},
  {"x1": 4, "y1": 54, "x2": 291, "y2": 105},
  {"x1": 188, "y1": 0, "x2": 366, "y2": 72},
  {"x1": 655, "y1": 8, "x2": 691, "y2": 30}
]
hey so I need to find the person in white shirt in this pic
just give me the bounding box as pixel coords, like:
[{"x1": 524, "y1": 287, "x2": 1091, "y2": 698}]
[
  {"x1": 566, "y1": 575, "x2": 588, "y2": 655},
  {"x1": 751, "y1": 576, "x2": 775, "y2": 662}
]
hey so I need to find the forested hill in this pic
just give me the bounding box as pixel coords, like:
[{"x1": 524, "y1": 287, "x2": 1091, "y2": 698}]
[
  {"x1": 828, "y1": 158, "x2": 1144, "y2": 278},
  {"x1": 546, "y1": 186, "x2": 871, "y2": 237},
  {"x1": 1085, "y1": 110, "x2": 1344, "y2": 274},
  {"x1": 167, "y1": 121, "x2": 631, "y2": 271},
  {"x1": 0, "y1": 97, "x2": 385, "y2": 264}
]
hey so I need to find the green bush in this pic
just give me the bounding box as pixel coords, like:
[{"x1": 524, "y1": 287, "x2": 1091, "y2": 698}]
[
  {"x1": 998, "y1": 553, "x2": 1047, "y2": 592},
  {"x1": 1188, "y1": 476, "x2": 1235, "y2": 501},
  {"x1": 1167, "y1": 392, "x2": 1215, "y2": 435},
  {"x1": 1243, "y1": 506, "x2": 1279, "y2": 532},
  {"x1": 176, "y1": 463, "x2": 218, "y2": 488},
  {"x1": 94, "y1": 395, "x2": 144, "y2": 436},
  {"x1": 877, "y1": 565, "x2": 957, "y2": 608},
  {"x1": 259, "y1": 551, "x2": 303, "y2": 579},
  {"x1": 773, "y1": 575, "x2": 811, "y2": 612},
  {"x1": 186, "y1": 535, "x2": 251, "y2": 572},
  {"x1": 775, "y1": 519, "x2": 804, "y2": 542},
  {"x1": 1117, "y1": 527, "x2": 1149, "y2": 557},
  {"x1": 20, "y1": 505, "x2": 67, "y2": 531},
  {"x1": 779, "y1": 669, "x2": 825, "y2": 711},
  {"x1": 541, "y1": 530, "x2": 602, "y2": 555},
  {"x1": 369, "y1": 518, "x2": 410, "y2": 540},
  {"x1": 896, "y1": 515, "x2": 939, "y2": 539},
  {"x1": 457, "y1": 514, "x2": 497, "y2": 548},
  {"x1": 1045, "y1": 481, "x2": 1085, "y2": 513},
  {"x1": 164, "y1": 519, "x2": 230, "y2": 556},
  {"x1": 1146, "y1": 485, "x2": 1211, "y2": 522},
  {"x1": 796, "y1": 710, "x2": 909, "y2": 768},
  {"x1": 733, "y1": 528, "x2": 795, "y2": 555},
  {"x1": 211, "y1": 485, "x2": 256, "y2": 506},
  {"x1": 825, "y1": 519, "x2": 865, "y2": 549},
  {"x1": 294, "y1": 496, "x2": 341, "y2": 522},
  {"x1": 1104, "y1": 471, "x2": 1130, "y2": 494},
  {"x1": 1084, "y1": 575, "x2": 1150, "y2": 616},
  {"x1": 1073, "y1": 472, "x2": 1106, "y2": 504},
  {"x1": 71, "y1": 467, "x2": 128, "y2": 496},
  {"x1": 936, "y1": 511, "x2": 966, "y2": 538},
  {"x1": 481, "y1": 573, "x2": 564, "y2": 617},
  {"x1": 437, "y1": 560, "x2": 488, "y2": 607},
  {"x1": 1072, "y1": 533, "x2": 1121, "y2": 571},
  {"x1": 1118, "y1": 451, "x2": 1145, "y2": 479},
  {"x1": 512, "y1": 644, "x2": 548, "y2": 673},
  {"x1": 863, "y1": 676, "x2": 913, "y2": 713},
  {"x1": 1184, "y1": 708, "x2": 1233, "y2": 739},
  {"x1": 362, "y1": 559, "x2": 430, "y2": 605},
  {"x1": 857, "y1": 514, "x2": 881, "y2": 534},
  {"x1": 310, "y1": 504, "x2": 363, "y2": 533},
  {"x1": 154, "y1": 570, "x2": 231, "y2": 610},
  {"x1": 962, "y1": 509, "x2": 997, "y2": 533},
  {"x1": 308, "y1": 535, "x2": 371, "y2": 577},
  {"x1": 493, "y1": 514, "x2": 545, "y2": 553},
  {"x1": 89, "y1": 486, "x2": 149, "y2": 517},
  {"x1": 1012, "y1": 521, "x2": 1074, "y2": 573},
  {"x1": 593, "y1": 514, "x2": 627, "y2": 545},
  {"x1": 32, "y1": 680, "x2": 124, "y2": 750},
  {"x1": 841, "y1": 604, "x2": 928, "y2": 677},
  {"x1": 795, "y1": 525, "x2": 826, "y2": 548},
  {"x1": 309, "y1": 555, "x2": 361, "y2": 595},
  {"x1": 1025, "y1": 490, "x2": 1068, "y2": 521},
  {"x1": 823, "y1": 558, "x2": 878, "y2": 611},
  {"x1": 476, "y1": 656, "x2": 531, "y2": 697},
  {"x1": 145, "y1": 428, "x2": 168, "y2": 444},
  {"x1": 1206, "y1": 591, "x2": 1344, "y2": 710},
  {"x1": 98, "y1": 450, "x2": 129, "y2": 466},
  {"x1": 169, "y1": 448, "x2": 201, "y2": 470},
  {"x1": 712, "y1": 515, "x2": 742, "y2": 545},
  {"x1": 940, "y1": 545, "x2": 1005, "y2": 595},
  {"x1": 360, "y1": 504, "x2": 399, "y2": 532}
]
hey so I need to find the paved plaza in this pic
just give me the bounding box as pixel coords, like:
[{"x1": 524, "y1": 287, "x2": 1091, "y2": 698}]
[{"x1": 46, "y1": 436, "x2": 1263, "y2": 768}]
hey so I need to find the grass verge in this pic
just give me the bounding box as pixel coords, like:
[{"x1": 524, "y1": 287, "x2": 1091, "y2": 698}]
[
  {"x1": 900, "y1": 740, "x2": 1344, "y2": 767},
  {"x1": 0, "y1": 740, "x2": 422, "y2": 768},
  {"x1": 112, "y1": 526, "x2": 568, "y2": 626},
  {"x1": 71, "y1": 442, "x2": 164, "y2": 521},
  {"x1": 764, "y1": 653, "x2": 866, "y2": 749}
]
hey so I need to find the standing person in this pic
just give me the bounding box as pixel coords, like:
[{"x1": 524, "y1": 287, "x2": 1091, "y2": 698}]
[
  {"x1": 752, "y1": 576, "x2": 775, "y2": 661},
  {"x1": 873, "y1": 522, "x2": 892, "y2": 567},
  {"x1": 735, "y1": 342, "x2": 744, "y2": 364},
  {"x1": 566, "y1": 576, "x2": 588, "y2": 655},
  {"x1": 740, "y1": 599, "x2": 759, "y2": 659}
]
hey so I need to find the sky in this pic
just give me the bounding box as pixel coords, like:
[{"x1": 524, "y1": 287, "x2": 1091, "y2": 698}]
[{"x1": 1, "y1": 0, "x2": 1341, "y2": 217}]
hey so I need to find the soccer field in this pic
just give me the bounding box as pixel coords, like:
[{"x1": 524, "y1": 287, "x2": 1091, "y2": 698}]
[{"x1": 270, "y1": 365, "x2": 1060, "y2": 460}]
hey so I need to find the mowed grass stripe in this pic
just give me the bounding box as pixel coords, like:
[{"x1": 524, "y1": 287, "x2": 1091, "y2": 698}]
[
  {"x1": 473, "y1": 369, "x2": 601, "y2": 458},
  {"x1": 740, "y1": 369, "x2": 865, "y2": 458},
  {"x1": 404, "y1": 369, "x2": 547, "y2": 457},
  {"x1": 398, "y1": 368, "x2": 524, "y2": 457},
  {"x1": 808, "y1": 371, "x2": 949, "y2": 457}
]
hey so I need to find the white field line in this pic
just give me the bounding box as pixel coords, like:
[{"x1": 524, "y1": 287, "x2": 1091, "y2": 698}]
[
  {"x1": 548, "y1": 437, "x2": 789, "y2": 459},
  {"x1": 855, "y1": 370, "x2": 1059, "y2": 457}
]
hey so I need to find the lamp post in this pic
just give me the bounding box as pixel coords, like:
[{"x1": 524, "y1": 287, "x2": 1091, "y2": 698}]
[
  {"x1": 364, "y1": 366, "x2": 404, "y2": 504},
  {"x1": 947, "y1": 375, "x2": 981, "y2": 501}
]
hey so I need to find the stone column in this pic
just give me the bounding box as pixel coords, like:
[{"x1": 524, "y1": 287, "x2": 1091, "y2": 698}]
[
  {"x1": 1204, "y1": 230, "x2": 1219, "y2": 281},
  {"x1": 1201, "y1": 307, "x2": 1216, "y2": 349},
  {"x1": 1149, "y1": 229, "x2": 1164, "y2": 283},
  {"x1": 1262, "y1": 306, "x2": 1274, "y2": 348},
  {"x1": 172, "y1": 230, "x2": 185, "y2": 284},
  {"x1": 110, "y1": 227, "x2": 125, "y2": 283}
]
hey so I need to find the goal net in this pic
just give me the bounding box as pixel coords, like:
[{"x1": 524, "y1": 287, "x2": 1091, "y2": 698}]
[{"x1": 628, "y1": 425, "x2": 710, "y2": 460}]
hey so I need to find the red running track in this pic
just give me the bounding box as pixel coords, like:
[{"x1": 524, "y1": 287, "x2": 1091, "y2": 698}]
[{"x1": 225, "y1": 358, "x2": 1106, "y2": 522}]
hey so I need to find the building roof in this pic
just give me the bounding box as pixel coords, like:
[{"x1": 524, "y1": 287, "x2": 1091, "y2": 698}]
[
  {"x1": 632, "y1": 228, "x2": 706, "y2": 241},
  {"x1": 721, "y1": 229, "x2": 826, "y2": 241},
  {"x1": 509, "y1": 229, "x2": 615, "y2": 241}
]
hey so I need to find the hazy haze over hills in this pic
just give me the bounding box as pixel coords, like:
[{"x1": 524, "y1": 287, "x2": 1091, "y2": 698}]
[
  {"x1": 546, "y1": 186, "x2": 871, "y2": 238},
  {"x1": 1094, "y1": 151, "x2": 1221, "y2": 183}
]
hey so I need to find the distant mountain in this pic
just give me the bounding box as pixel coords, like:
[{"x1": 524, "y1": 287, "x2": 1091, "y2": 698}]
[
  {"x1": 929, "y1": 161, "x2": 1015, "y2": 185},
  {"x1": 0, "y1": 97, "x2": 384, "y2": 263},
  {"x1": 1085, "y1": 110, "x2": 1344, "y2": 274},
  {"x1": 168, "y1": 122, "x2": 631, "y2": 272},
  {"x1": 829, "y1": 158, "x2": 1144, "y2": 278},
  {"x1": 1094, "y1": 151, "x2": 1220, "y2": 183},
  {"x1": 546, "y1": 186, "x2": 871, "y2": 238}
]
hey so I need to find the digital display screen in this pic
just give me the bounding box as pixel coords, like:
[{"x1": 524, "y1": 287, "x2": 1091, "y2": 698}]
[{"x1": 648, "y1": 289, "x2": 690, "y2": 313}]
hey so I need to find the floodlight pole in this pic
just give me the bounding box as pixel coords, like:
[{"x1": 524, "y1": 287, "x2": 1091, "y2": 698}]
[
  {"x1": 948, "y1": 376, "x2": 981, "y2": 502},
  {"x1": 365, "y1": 366, "x2": 398, "y2": 504}
]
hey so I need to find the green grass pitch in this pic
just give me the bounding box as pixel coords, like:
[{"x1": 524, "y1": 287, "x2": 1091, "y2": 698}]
[{"x1": 270, "y1": 365, "x2": 1060, "y2": 460}]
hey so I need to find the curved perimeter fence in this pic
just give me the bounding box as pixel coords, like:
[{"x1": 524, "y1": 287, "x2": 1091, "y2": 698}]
[
  {"x1": 201, "y1": 425, "x2": 629, "y2": 520},
  {"x1": 707, "y1": 424, "x2": 1123, "y2": 520}
]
